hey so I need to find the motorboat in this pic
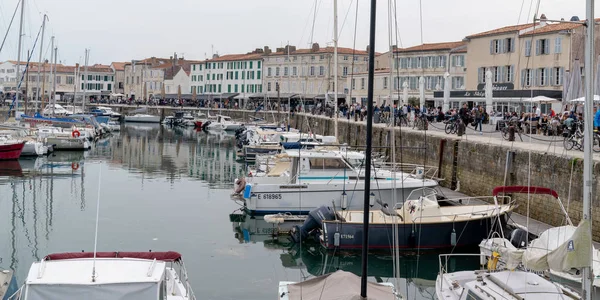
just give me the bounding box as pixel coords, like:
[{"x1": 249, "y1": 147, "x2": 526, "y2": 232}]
[
  {"x1": 0, "y1": 140, "x2": 25, "y2": 160},
  {"x1": 63, "y1": 105, "x2": 84, "y2": 115},
  {"x1": 0, "y1": 269, "x2": 18, "y2": 300},
  {"x1": 124, "y1": 114, "x2": 161, "y2": 123},
  {"x1": 36, "y1": 127, "x2": 90, "y2": 150},
  {"x1": 290, "y1": 187, "x2": 514, "y2": 250},
  {"x1": 106, "y1": 121, "x2": 121, "y2": 131},
  {"x1": 90, "y1": 106, "x2": 121, "y2": 119},
  {"x1": 7, "y1": 251, "x2": 195, "y2": 300},
  {"x1": 233, "y1": 148, "x2": 440, "y2": 215},
  {"x1": 206, "y1": 115, "x2": 243, "y2": 131},
  {"x1": 0, "y1": 130, "x2": 49, "y2": 156},
  {"x1": 20, "y1": 113, "x2": 86, "y2": 128},
  {"x1": 41, "y1": 104, "x2": 72, "y2": 116}
]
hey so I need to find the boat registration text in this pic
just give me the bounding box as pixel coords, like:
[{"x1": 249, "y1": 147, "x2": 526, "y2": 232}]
[{"x1": 257, "y1": 193, "x2": 282, "y2": 200}]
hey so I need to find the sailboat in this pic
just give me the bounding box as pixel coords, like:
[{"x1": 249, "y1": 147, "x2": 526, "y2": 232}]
[
  {"x1": 278, "y1": 1, "x2": 401, "y2": 299},
  {"x1": 437, "y1": 4, "x2": 596, "y2": 300}
]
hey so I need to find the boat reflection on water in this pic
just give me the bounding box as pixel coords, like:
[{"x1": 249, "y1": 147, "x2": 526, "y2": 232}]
[
  {"x1": 229, "y1": 212, "x2": 480, "y2": 300},
  {"x1": 0, "y1": 160, "x2": 24, "y2": 178}
]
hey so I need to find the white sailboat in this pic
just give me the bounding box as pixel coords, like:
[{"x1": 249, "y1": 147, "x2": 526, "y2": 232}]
[{"x1": 206, "y1": 114, "x2": 243, "y2": 131}]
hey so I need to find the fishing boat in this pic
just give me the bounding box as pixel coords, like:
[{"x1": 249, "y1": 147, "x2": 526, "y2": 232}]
[
  {"x1": 0, "y1": 140, "x2": 25, "y2": 160},
  {"x1": 206, "y1": 115, "x2": 243, "y2": 131},
  {"x1": 233, "y1": 148, "x2": 439, "y2": 215},
  {"x1": 292, "y1": 187, "x2": 514, "y2": 250},
  {"x1": 7, "y1": 251, "x2": 195, "y2": 300}
]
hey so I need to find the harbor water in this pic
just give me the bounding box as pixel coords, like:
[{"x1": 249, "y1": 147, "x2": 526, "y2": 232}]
[{"x1": 0, "y1": 124, "x2": 477, "y2": 299}]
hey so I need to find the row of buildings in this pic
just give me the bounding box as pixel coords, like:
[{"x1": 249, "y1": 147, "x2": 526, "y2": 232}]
[{"x1": 0, "y1": 14, "x2": 593, "y2": 113}]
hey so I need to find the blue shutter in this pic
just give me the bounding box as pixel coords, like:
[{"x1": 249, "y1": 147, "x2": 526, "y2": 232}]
[
  {"x1": 499, "y1": 39, "x2": 505, "y2": 53},
  {"x1": 510, "y1": 65, "x2": 515, "y2": 82},
  {"x1": 559, "y1": 67, "x2": 564, "y2": 85},
  {"x1": 549, "y1": 68, "x2": 555, "y2": 86},
  {"x1": 546, "y1": 67, "x2": 551, "y2": 86},
  {"x1": 544, "y1": 39, "x2": 550, "y2": 55},
  {"x1": 535, "y1": 40, "x2": 541, "y2": 55}
]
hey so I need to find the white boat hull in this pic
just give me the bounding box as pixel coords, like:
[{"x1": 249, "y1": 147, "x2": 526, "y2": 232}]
[
  {"x1": 21, "y1": 141, "x2": 48, "y2": 156},
  {"x1": 46, "y1": 137, "x2": 89, "y2": 150},
  {"x1": 124, "y1": 115, "x2": 161, "y2": 123},
  {"x1": 242, "y1": 181, "x2": 437, "y2": 214}
]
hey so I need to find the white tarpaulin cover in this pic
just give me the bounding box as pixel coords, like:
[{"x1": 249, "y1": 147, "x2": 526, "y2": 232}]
[
  {"x1": 25, "y1": 282, "x2": 158, "y2": 300},
  {"x1": 523, "y1": 220, "x2": 592, "y2": 272},
  {"x1": 479, "y1": 238, "x2": 524, "y2": 270},
  {"x1": 286, "y1": 270, "x2": 396, "y2": 300}
]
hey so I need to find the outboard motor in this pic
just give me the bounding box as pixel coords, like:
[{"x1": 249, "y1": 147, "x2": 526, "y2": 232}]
[
  {"x1": 509, "y1": 228, "x2": 529, "y2": 248},
  {"x1": 290, "y1": 206, "x2": 336, "y2": 243}
]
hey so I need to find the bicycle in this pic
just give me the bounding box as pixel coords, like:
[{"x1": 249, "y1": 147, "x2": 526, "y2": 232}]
[
  {"x1": 413, "y1": 113, "x2": 428, "y2": 130},
  {"x1": 444, "y1": 118, "x2": 459, "y2": 134},
  {"x1": 563, "y1": 121, "x2": 600, "y2": 152},
  {"x1": 500, "y1": 120, "x2": 524, "y2": 142}
]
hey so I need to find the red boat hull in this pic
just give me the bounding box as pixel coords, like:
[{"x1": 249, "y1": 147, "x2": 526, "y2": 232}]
[
  {"x1": 0, "y1": 142, "x2": 25, "y2": 160},
  {"x1": 194, "y1": 121, "x2": 203, "y2": 127}
]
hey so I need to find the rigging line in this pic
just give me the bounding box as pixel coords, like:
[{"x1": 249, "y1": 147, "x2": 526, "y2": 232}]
[
  {"x1": 91, "y1": 162, "x2": 102, "y2": 282},
  {"x1": 297, "y1": 0, "x2": 318, "y2": 47},
  {"x1": 392, "y1": 0, "x2": 403, "y2": 48},
  {"x1": 0, "y1": 0, "x2": 22, "y2": 55},
  {"x1": 309, "y1": 0, "x2": 320, "y2": 46},
  {"x1": 337, "y1": 0, "x2": 354, "y2": 38}
]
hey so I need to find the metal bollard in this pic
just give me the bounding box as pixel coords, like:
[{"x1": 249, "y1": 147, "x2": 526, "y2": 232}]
[{"x1": 508, "y1": 125, "x2": 515, "y2": 141}]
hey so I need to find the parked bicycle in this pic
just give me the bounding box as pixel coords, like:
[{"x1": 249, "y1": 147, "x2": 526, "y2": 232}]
[
  {"x1": 444, "y1": 118, "x2": 459, "y2": 134},
  {"x1": 562, "y1": 120, "x2": 600, "y2": 152},
  {"x1": 500, "y1": 120, "x2": 524, "y2": 142}
]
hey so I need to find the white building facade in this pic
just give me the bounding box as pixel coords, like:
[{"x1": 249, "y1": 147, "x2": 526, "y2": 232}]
[{"x1": 189, "y1": 52, "x2": 263, "y2": 96}]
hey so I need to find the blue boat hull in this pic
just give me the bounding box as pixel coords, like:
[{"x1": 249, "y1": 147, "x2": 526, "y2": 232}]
[{"x1": 320, "y1": 211, "x2": 511, "y2": 250}]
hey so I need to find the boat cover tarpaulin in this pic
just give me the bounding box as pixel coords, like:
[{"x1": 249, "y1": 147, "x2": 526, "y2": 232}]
[
  {"x1": 25, "y1": 282, "x2": 157, "y2": 300},
  {"x1": 522, "y1": 219, "x2": 592, "y2": 272},
  {"x1": 45, "y1": 251, "x2": 182, "y2": 262},
  {"x1": 492, "y1": 186, "x2": 559, "y2": 198},
  {"x1": 286, "y1": 270, "x2": 396, "y2": 300}
]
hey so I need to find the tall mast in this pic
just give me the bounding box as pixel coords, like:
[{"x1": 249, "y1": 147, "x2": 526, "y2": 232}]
[
  {"x1": 14, "y1": 0, "x2": 25, "y2": 114},
  {"x1": 83, "y1": 49, "x2": 89, "y2": 111},
  {"x1": 51, "y1": 46, "x2": 57, "y2": 116},
  {"x1": 25, "y1": 49, "x2": 29, "y2": 114},
  {"x1": 286, "y1": 42, "x2": 291, "y2": 130},
  {"x1": 333, "y1": 0, "x2": 339, "y2": 140},
  {"x1": 48, "y1": 36, "x2": 54, "y2": 115},
  {"x1": 582, "y1": 0, "x2": 594, "y2": 299},
  {"x1": 360, "y1": 0, "x2": 377, "y2": 297},
  {"x1": 36, "y1": 14, "x2": 47, "y2": 111}
]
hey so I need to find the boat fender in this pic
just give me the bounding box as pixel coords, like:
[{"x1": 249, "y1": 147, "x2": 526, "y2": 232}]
[
  {"x1": 234, "y1": 178, "x2": 246, "y2": 194},
  {"x1": 72, "y1": 130, "x2": 81, "y2": 138},
  {"x1": 243, "y1": 184, "x2": 252, "y2": 199},
  {"x1": 450, "y1": 229, "x2": 457, "y2": 246},
  {"x1": 71, "y1": 162, "x2": 80, "y2": 170},
  {"x1": 341, "y1": 192, "x2": 348, "y2": 210},
  {"x1": 333, "y1": 232, "x2": 340, "y2": 247}
]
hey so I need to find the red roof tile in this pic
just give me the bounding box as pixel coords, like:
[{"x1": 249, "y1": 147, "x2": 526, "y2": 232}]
[
  {"x1": 394, "y1": 41, "x2": 466, "y2": 53},
  {"x1": 466, "y1": 23, "x2": 536, "y2": 39},
  {"x1": 205, "y1": 53, "x2": 263, "y2": 62},
  {"x1": 520, "y1": 22, "x2": 582, "y2": 36},
  {"x1": 110, "y1": 62, "x2": 126, "y2": 71},
  {"x1": 266, "y1": 46, "x2": 369, "y2": 56}
]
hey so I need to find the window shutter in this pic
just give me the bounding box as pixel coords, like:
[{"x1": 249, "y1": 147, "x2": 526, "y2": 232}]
[
  {"x1": 490, "y1": 40, "x2": 494, "y2": 54},
  {"x1": 544, "y1": 40, "x2": 550, "y2": 55},
  {"x1": 559, "y1": 67, "x2": 564, "y2": 85},
  {"x1": 521, "y1": 69, "x2": 526, "y2": 87},
  {"x1": 510, "y1": 39, "x2": 515, "y2": 52},
  {"x1": 546, "y1": 67, "x2": 551, "y2": 86},
  {"x1": 549, "y1": 68, "x2": 555, "y2": 86},
  {"x1": 478, "y1": 67, "x2": 483, "y2": 84},
  {"x1": 498, "y1": 67, "x2": 503, "y2": 83},
  {"x1": 535, "y1": 40, "x2": 541, "y2": 55},
  {"x1": 451, "y1": 56, "x2": 456, "y2": 67}
]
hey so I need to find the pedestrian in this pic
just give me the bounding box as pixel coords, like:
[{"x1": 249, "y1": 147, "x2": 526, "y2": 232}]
[{"x1": 474, "y1": 105, "x2": 483, "y2": 134}]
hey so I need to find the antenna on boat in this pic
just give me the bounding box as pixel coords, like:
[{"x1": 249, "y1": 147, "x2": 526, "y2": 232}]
[{"x1": 91, "y1": 164, "x2": 102, "y2": 282}]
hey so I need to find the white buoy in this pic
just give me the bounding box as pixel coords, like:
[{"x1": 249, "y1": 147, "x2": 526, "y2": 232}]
[
  {"x1": 369, "y1": 192, "x2": 375, "y2": 207},
  {"x1": 341, "y1": 192, "x2": 348, "y2": 210}
]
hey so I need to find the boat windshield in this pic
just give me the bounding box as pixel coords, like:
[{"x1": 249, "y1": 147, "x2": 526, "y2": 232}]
[{"x1": 343, "y1": 157, "x2": 364, "y2": 169}]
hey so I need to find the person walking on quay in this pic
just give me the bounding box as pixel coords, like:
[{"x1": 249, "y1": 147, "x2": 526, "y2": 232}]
[
  {"x1": 458, "y1": 103, "x2": 469, "y2": 125},
  {"x1": 594, "y1": 106, "x2": 600, "y2": 131},
  {"x1": 474, "y1": 105, "x2": 483, "y2": 134}
]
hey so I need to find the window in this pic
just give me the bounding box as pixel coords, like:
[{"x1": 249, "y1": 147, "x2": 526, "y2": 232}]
[
  {"x1": 452, "y1": 76, "x2": 465, "y2": 89},
  {"x1": 478, "y1": 67, "x2": 487, "y2": 84},
  {"x1": 521, "y1": 69, "x2": 533, "y2": 87},
  {"x1": 536, "y1": 39, "x2": 550, "y2": 55},
  {"x1": 490, "y1": 39, "x2": 504, "y2": 54},
  {"x1": 552, "y1": 67, "x2": 564, "y2": 85},
  {"x1": 250, "y1": 61, "x2": 253, "y2": 69},
  {"x1": 555, "y1": 37, "x2": 562, "y2": 53},
  {"x1": 351, "y1": 78, "x2": 355, "y2": 90},
  {"x1": 267, "y1": 67, "x2": 272, "y2": 76},
  {"x1": 505, "y1": 38, "x2": 515, "y2": 52},
  {"x1": 234, "y1": 84, "x2": 238, "y2": 92},
  {"x1": 275, "y1": 67, "x2": 280, "y2": 76},
  {"x1": 383, "y1": 77, "x2": 388, "y2": 89},
  {"x1": 292, "y1": 67, "x2": 297, "y2": 76},
  {"x1": 284, "y1": 67, "x2": 288, "y2": 76},
  {"x1": 361, "y1": 78, "x2": 365, "y2": 89},
  {"x1": 400, "y1": 57, "x2": 408, "y2": 69},
  {"x1": 241, "y1": 85, "x2": 245, "y2": 93},
  {"x1": 193, "y1": 65, "x2": 196, "y2": 71},
  {"x1": 342, "y1": 66, "x2": 348, "y2": 76},
  {"x1": 492, "y1": 66, "x2": 500, "y2": 83},
  {"x1": 267, "y1": 82, "x2": 271, "y2": 91},
  {"x1": 319, "y1": 66, "x2": 324, "y2": 76},
  {"x1": 409, "y1": 77, "x2": 418, "y2": 90},
  {"x1": 218, "y1": 84, "x2": 222, "y2": 93},
  {"x1": 310, "y1": 66, "x2": 315, "y2": 76},
  {"x1": 525, "y1": 40, "x2": 532, "y2": 57},
  {"x1": 56, "y1": 76, "x2": 61, "y2": 84},
  {"x1": 257, "y1": 71, "x2": 261, "y2": 79},
  {"x1": 343, "y1": 56, "x2": 348, "y2": 61},
  {"x1": 319, "y1": 54, "x2": 325, "y2": 60},
  {"x1": 410, "y1": 57, "x2": 418, "y2": 68},
  {"x1": 537, "y1": 67, "x2": 549, "y2": 86},
  {"x1": 136, "y1": 76, "x2": 139, "y2": 84},
  {"x1": 505, "y1": 65, "x2": 514, "y2": 82},
  {"x1": 242, "y1": 71, "x2": 245, "y2": 80},
  {"x1": 452, "y1": 55, "x2": 465, "y2": 67},
  {"x1": 466, "y1": 290, "x2": 484, "y2": 300},
  {"x1": 439, "y1": 56, "x2": 446, "y2": 68},
  {"x1": 108, "y1": 83, "x2": 112, "y2": 90}
]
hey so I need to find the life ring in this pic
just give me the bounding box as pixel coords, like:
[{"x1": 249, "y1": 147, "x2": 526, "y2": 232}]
[
  {"x1": 234, "y1": 177, "x2": 246, "y2": 194},
  {"x1": 72, "y1": 130, "x2": 81, "y2": 138},
  {"x1": 71, "y1": 162, "x2": 80, "y2": 170}
]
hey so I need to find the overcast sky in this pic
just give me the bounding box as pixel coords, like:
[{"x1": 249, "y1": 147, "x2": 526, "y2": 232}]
[{"x1": 0, "y1": 0, "x2": 592, "y2": 66}]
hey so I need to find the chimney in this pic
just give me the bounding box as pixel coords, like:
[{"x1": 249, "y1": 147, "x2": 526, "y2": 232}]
[
  {"x1": 212, "y1": 54, "x2": 219, "y2": 59},
  {"x1": 570, "y1": 16, "x2": 580, "y2": 21},
  {"x1": 366, "y1": 45, "x2": 371, "y2": 53},
  {"x1": 389, "y1": 45, "x2": 397, "y2": 51},
  {"x1": 264, "y1": 46, "x2": 271, "y2": 54},
  {"x1": 276, "y1": 47, "x2": 285, "y2": 53},
  {"x1": 311, "y1": 43, "x2": 320, "y2": 52},
  {"x1": 174, "y1": 52, "x2": 178, "y2": 61},
  {"x1": 284, "y1": 45, "x2": 296, "y2": 54},
  {"x1": 539, "y1": 13, "x2": 547, "y2": 25},
  {"x1": 255, "y1": 48, "x2": 264, "y2": 54}
]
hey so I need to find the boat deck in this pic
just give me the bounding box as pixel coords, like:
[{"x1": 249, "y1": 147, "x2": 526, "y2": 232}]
[{"x1": 438, "y1": 186, "x2": 600, "y2": 248}]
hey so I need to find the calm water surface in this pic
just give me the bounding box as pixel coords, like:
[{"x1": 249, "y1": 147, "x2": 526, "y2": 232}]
[{"x1": 0, "y1": 124, "x2": 476, "y2": 299}]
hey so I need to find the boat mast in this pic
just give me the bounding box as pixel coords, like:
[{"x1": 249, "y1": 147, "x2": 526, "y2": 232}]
[
  {"x1": 25, "y1": 49, "x2": 29, "y2": 114},
  {"x1": 581, "y1": 0, "x2": 594, "y2": 298},
  {"x1": 48, "y1": 36, "x2": 54, "y2": 114},
  {"x1": 333, "y1": 0, "x2": 339, "y2": 140},
  {"x1": 287, "y1": 42, "x2": 291, "y2": 131},
  {"x1": 14, "y1": 0, "x2": 25, "y2": 115},
  {"x1": 360, "y1": 0, "x2": 377, "y2": 297},
  {"x1": 36, "y1": 14, "x2": 47, "y2": 112},
  {"x1": 51, "y1": 46, "x2": 57, "y2": 116},
  {"x1": 83, "y1": 49, "x2": 89, "y2": 112}
]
